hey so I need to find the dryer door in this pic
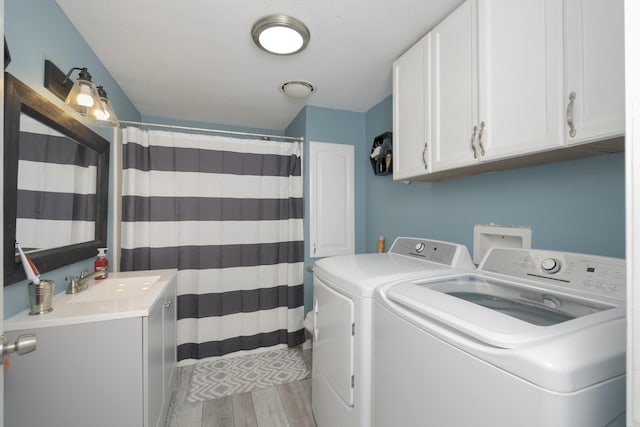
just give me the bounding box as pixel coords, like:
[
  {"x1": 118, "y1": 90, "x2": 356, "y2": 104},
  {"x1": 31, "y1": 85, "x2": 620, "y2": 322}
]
[{"x1": 313, "y1": 277, "x2": 355, "y2": 407}]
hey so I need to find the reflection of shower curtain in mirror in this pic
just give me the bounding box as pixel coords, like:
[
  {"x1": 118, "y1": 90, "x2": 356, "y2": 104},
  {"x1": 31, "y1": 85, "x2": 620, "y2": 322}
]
[
  {"x1": 16, "y1": 115, "x2": 97, "y2": 253},
  {"x1": 120, "y1": 127, "x2": 305, "y2": 363}
]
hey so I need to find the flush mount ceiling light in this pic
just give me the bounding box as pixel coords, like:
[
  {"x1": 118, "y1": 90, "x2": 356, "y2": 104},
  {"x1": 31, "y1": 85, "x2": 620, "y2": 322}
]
[
  {"x1": 252, "y1": 15, "x2": 310, "y2": 55},
  {"x1": 280, "y1": 81, "x2": 316, "y2": 98}
]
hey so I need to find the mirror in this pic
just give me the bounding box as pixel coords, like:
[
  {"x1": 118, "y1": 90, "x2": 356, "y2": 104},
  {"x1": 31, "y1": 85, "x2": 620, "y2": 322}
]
[{"x1": 4, "y1": 73, "x2": 110, "y2": 285}]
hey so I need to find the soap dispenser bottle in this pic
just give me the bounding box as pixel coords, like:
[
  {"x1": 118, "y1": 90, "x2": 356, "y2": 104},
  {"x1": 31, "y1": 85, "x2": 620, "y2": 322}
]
[{"x1": 94, "y1": 248, "x2": 108, "y2": 280}]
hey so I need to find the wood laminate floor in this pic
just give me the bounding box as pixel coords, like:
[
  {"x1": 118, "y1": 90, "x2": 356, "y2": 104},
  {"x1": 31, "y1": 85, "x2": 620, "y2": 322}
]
[{"x1": 166, "y1": 350, "x2": 316, "y2": 427}]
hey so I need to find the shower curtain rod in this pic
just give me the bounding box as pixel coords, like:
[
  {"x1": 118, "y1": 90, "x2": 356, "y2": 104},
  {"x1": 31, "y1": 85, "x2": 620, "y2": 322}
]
[{"x1": 119, "y1": 120, "x2": 304, "y2": 142}]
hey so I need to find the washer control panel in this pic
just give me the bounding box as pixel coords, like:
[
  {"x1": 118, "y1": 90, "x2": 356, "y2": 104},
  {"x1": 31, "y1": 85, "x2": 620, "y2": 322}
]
[{"x1": 480, "y1": 248, "x2": 626, "y2": 300}]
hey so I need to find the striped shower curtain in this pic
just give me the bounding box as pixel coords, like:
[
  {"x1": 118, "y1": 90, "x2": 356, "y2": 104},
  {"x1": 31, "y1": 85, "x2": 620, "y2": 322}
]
[{"x1": 120, "y1": 127, "x2": 305, "y2": 362}]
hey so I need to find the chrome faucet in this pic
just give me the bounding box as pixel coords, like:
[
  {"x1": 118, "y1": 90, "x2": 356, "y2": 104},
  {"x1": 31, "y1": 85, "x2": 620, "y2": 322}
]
[{"x1": 65, "y1": 269, "x2": 106, "y2": 294}]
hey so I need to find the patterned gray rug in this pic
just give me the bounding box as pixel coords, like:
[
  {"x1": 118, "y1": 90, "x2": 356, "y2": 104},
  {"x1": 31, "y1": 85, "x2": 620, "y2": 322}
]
[{"x1": 186, "y1": 348, "x2": 311, "y2": 403}]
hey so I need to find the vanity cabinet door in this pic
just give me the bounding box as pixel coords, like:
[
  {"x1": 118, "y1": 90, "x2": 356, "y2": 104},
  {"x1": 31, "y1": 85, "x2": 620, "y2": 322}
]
[
  {"x1": 563, "y1": 0, "x2": 624, "y2": 144},
  {"x1": 145, "y1": 296, "x2": 165, "y2": 427},
  {"x1": 5, "y1": 318, "x2": 144, "y2": 427},
  {"x1": 163, "y1": 277, "x2": 177, "y2": 398},
  {"x1": 144, "y1": 276, "x2": 177, "y2": 427},
  {"x1": 392, "y1": 36, "x2": 430, "y2": 180}
]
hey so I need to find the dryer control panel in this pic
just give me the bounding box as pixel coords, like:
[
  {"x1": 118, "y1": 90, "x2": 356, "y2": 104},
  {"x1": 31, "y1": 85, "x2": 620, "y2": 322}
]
[
  {"x1": 390, "y1": 238, "x2": 458, "y2": 266},
  {"x1": 480, "y1": 248, "x2": 626, "y2": 300}
]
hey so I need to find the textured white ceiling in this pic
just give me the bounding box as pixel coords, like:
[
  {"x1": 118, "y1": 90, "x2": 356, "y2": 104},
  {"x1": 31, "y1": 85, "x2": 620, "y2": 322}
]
[{"x1": 55, "y1": 0, "x2": 462, "y2": 130}]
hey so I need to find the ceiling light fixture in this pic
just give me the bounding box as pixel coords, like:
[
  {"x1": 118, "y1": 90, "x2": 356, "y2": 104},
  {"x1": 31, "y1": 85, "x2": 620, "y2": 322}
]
[
  {"x1": 252, "y1": 15, "x2": 310, "y2": 55},
  {"x1": 280, "y1": 81, "x2": 315, "y2": 98}
]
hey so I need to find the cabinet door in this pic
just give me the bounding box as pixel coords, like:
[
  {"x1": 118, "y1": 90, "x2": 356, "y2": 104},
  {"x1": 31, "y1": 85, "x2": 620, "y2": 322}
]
[
  {"x1": 564, "y1": 0, "x2": 624, "y2": 144},
  {"x1": 5, "y1": 318, "x2": 143, "y2": 427},
  {"x1": 431, "y1": 0, "x2": 479, "y2": 172},
  {"x1": 146, "y1": 301, "x2": 165, "y2": 427},
  {"x1": 312, "y1": 278, "x2": 355, "y2": 408},
  {"x1": 478, "y1": 0, "x2": 564, "y2": 159},
  {"x1": 163, "y1": 278, "x2": 177, "y2": 397},
  {"x1": 309, "y1": 141, "x2": 355, "y2": 258},
  {"x1": 393, "y1": 37, "x2": 429, "y2": 180}
]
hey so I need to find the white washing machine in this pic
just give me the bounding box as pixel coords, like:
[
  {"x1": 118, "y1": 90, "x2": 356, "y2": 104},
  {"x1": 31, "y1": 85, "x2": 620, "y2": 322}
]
[
  {"x1": 373, "y1": 247, "x2": 626, "y2": 427},
  {"x1": 311, "y1": 237, "x2": 475, "y2": 427}
]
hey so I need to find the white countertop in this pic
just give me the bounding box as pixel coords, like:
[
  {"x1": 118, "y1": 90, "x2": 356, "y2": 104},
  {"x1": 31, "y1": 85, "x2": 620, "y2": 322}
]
[{"x1": 5, "y1": 269, "x2": 178, "y2": 331}]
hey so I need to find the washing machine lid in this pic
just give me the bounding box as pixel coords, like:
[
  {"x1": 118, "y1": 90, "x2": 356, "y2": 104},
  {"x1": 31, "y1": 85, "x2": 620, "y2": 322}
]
[
  {"x1": 388, "y1": 273, "x2": 623, "y2": 349},
  {"x1": 432, "y1": 275, "x2": 610, "y2": 326},
  {"x1": 313, "y1": 238, "x2": 474, "y2": 298}
]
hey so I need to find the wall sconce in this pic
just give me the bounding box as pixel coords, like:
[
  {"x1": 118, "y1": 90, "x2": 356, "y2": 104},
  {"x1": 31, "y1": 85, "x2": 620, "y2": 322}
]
[
  {"x1": 90, "y1": 86, "x2": 119, "y2": 127},
  {"x1": 44, "y1": 60, "x2": 119, "y2": 127}
]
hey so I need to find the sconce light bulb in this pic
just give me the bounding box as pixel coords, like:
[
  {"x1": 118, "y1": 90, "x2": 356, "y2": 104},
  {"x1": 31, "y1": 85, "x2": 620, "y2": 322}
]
[
  {"x1": 95, "y1": 110, "x2": 110, "y2": 120},
  {"x1": 76, "y1": 84, "x2": 95, "y2": 108},
  {"x1": 93, "y1": 101, "x2": 110, "y2": 121}
]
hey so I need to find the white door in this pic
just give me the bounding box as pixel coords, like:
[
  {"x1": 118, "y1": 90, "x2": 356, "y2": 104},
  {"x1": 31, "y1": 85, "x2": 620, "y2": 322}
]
[
  {"x1": 478, "y1": 0, "x2": 564, "y2": 160},
  {"x1": 0, "y1": 3, "x2": 5, "y2": 422},
  {"x1": 564, "y1": 0, "x2": 625, "y2": 145},
  {"x1": 308, "y1": 141, "x2": 355, "y2": 258},
  {"x1": 392, "y1": 36, "x2": 429, "y2": 180},
  {"x1": 625, "y1": 1, "x2": 640, "y2": 425},
  {"x1": 431, "y1": 0, "x2": 479, "y2": 172}
]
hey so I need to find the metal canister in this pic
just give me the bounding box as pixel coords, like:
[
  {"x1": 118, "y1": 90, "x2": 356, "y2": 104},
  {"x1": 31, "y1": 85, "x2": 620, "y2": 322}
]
[{"x1": 28, "y1": 280, "x2": 54, "y2": 315}]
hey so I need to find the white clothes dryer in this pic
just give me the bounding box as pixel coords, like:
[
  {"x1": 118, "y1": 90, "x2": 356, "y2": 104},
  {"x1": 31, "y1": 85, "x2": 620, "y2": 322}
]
[
  {"x1": 373, "y1": 247, "x2": 626, "y2": 427},
  {"x1": 311, "y1": 237, "x2": 474, "y2": 427}
]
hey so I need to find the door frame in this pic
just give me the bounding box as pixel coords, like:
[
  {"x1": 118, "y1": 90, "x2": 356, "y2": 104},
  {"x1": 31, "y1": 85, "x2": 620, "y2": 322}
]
[{"x1": 625, "y1": 0, "x2": 640, "y2": 425}]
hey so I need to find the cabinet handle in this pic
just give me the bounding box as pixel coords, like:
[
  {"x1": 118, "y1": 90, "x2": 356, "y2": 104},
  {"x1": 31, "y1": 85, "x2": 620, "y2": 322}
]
[
  {"x1": 567, "y1": 92, "x2": 577, "y2": 138},
  {"x1": 163, "y1": 300, "x2": 173, "y2": 309},
  {"x1": 477, "y1": 122, "x2": 486, "y2": 157},
  {"x1": 470, "y1": 125, "x2": 478, "y2": 159},
  {"x1": 422, "y1": 142, "x2": 428, "y2": 170}
]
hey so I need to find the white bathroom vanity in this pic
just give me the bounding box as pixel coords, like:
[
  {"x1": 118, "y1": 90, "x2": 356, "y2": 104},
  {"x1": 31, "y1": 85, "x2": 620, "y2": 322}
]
[{"x1": 4, "y1": 269, "x2": 178, "y2": 427}]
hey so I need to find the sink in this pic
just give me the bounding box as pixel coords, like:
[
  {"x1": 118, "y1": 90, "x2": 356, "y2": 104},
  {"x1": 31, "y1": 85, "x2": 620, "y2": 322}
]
[{"x1": 67, "y1": 275, "x2": 161, "y2": 303}]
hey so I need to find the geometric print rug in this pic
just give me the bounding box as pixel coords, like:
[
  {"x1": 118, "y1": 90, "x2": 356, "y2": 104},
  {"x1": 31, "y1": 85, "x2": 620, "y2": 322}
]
[{"x1": 185, "y1": 348, "x2": 311, "y2": 403}]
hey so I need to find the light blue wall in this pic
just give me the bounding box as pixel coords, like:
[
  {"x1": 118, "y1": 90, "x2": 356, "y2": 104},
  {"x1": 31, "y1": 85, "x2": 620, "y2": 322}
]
[
  {"x1": 4, "y1": 0, "x2": 141, "y2": 318},
  {"x1": 286, "y1": 105, "x2": 367, "y2": 314},
  {"x1": 365, "y1": 95, "x2": 625, "y2": 260}
]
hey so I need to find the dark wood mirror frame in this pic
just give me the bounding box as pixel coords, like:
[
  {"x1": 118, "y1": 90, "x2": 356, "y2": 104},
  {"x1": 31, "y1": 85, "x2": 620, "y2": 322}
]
[{"x1": 4, "y1": 72, "x2": 110, "y2": 285}]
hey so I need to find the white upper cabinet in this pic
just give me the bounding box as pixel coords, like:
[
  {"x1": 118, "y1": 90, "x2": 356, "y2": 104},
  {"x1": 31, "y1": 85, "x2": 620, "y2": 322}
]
[
  {"x1": 431, "y1": 0, "x2": 479, "y2": 172},
  {"x1": 432, "y1": 0, "x2": 564, "y2": 172},
  {"x1": 392, "y1": 37, "x2": 429, "y2": 180},
  {"x1": 563, "y1": 0, "x2": 625, "y2": 144},
  {"x1": 392, "y1": 0, "x2": 624, "y2": 181},
  {"x1": 477, "y1": 0, "x2": 565, "y2": 160}
]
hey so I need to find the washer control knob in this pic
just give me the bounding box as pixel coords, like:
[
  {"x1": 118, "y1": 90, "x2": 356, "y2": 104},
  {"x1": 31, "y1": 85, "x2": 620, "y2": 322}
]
[
  {"x1": 415, "y1": 242, "x2": 426, "y2": 253},
  {"x1": 541, "y1": 258, "x2": 561, "y2": 274}
]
